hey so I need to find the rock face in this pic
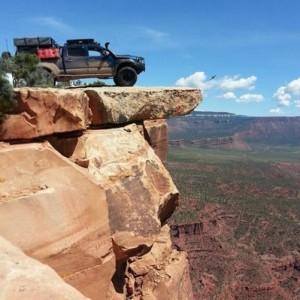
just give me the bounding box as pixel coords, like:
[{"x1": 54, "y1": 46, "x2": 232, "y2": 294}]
[
  {"x1": 0, "y1": 143, "x2": 115, "y2": 299},
  {"x1": 84, "y1": 87, "x2": 201, "y2": 125},
  {"x1": 0, "y1": 235, "x2": 89, "y2": 300},
  {"x1": 143, "y1": 119, "x2": 168, "y2": 164},
  {"x1": 0, "y1": 86, "x2": 202, "y2": 299},
  {"x1": 48, "y1": 125, "x2": 181, "y2": 297},
  {"x1": 0, "y1": 88, "x2": 91, "y2": 140},
  {"x1": 126, "y1": 225, "x2": 194, "y2": 300},
  {"x1": 0, "y1": 87, "x2": 202, "y2": 141}
]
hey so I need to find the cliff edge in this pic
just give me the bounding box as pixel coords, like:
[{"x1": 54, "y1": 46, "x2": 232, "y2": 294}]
[{"x1": 0, "y1": 86, "x2": 202, "y2": 300}]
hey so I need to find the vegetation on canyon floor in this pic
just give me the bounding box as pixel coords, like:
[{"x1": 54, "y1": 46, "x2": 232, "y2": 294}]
[
  {"x1": 167, "y1": 145, "x2": 300, "y2": 255},
  {"x1": 167, "y1": 145, "x2": 300, "y2": 298}
]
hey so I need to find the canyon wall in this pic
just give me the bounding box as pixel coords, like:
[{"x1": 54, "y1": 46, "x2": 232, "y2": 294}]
[{"x1": 0, "y1": 86, "x2": 201, "y2": 300}]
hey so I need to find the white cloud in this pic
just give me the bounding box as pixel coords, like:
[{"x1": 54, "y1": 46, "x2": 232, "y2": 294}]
[
  {"x1": 176, "y1": 72, "x2": 257, "y2": 94},
  {"x1": 175, "y1": 71, "x2": 215, "y2": 90},
  {"x1": 273, "y1": 86, "x2": 292, "y2": 107},
  {"x1": 286, "y1": 78, "x2": 300, "y2": 95},
  {"x1": 32, "y1": 16, "x2": 72, "y2": 33},
  {"x1": 220, "y1": 92, "x2": 264, "y2": 103},
  {"x1": 273, "y1": 77, "x2": 300, "y2": 108},
  {"x1": 294, "y1": 100, "x2": 300, "y2": 108},
  {"x1": 269, "y1": 108, "x2": 282, "y2": 114},
  {"x1": 223, "y1": 92, "x2": 237, "y2": 100},
  {"x1": 219, "y1": 75, "x2": 256, "y2": 91},
  {"x1": 237, "y1": 93, "x2": 264, "y2": 103},
  {"x1": 176, "y1": 72, "x2": 264, "y2": 107},
  {"x1": 142, "y1": 28, "x2": 169, "y2": 42},
  {"x1": 126, "y1": 26, "x2": 178, "y2": 49}
]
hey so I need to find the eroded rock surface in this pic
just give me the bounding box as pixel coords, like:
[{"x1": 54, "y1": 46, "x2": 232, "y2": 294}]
[
  {"x1": 0, "y1": 235, "x2": 89, "y2": 300},
  {"x1": 0, "y1": 88, "x2": 90, "y2": 140},
  {"x1": 126, "y1": 225, "x2": 194, "y2": 300},
  {"x1": 143, "y1": 119, "x2": 168, "y2": 164},
  {"x1": 0, "y1": 143, "x2": 115, "y2": 299},
  {"x1": 0, "y1": 87, "x2": 202, "y2": 141},
  {"x1": 85, "y1": 87, "x2": 201, "y2": 125},
  {"x1": 0, "y1": 86, "x2": 200, "y2": 299},
  {"x1": 49, "y1": 124, "x2": 179, "y2": 243}
]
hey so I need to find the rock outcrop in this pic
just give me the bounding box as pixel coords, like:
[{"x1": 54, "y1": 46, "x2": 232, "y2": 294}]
[
  {"x1": 143, "y1": 119, "x2": 168, "y2": 164},
  {"x1": 0, "y1": 235, "x2": 89, "y2": 300},
  {"x1": 0, "y1": 87, "x2": 200, "y2": 141},
  {"x1": 0, "y1": 86, "x2": 202, "y2": 299},
  {"x1": 84, "y1": 87, "x2": 200, "y2": 126},
  {"x1": 0, "y1": 88, "x2": 91, "y2": 140},
  {"x1": 0, "y1": 143, "x2": 115, "y2": 299},
  {"x1": 126, "y1": 225, "x2": 194, "y2": 300}
]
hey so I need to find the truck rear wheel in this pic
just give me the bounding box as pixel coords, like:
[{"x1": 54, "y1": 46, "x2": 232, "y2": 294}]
[{"x1": 114, "y1": 66, "x2": 137, "y2": 86}]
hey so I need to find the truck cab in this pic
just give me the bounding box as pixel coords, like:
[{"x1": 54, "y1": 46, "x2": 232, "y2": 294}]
[{"x1": 56, "y1": 39, "x2": 114, "y2": 78}]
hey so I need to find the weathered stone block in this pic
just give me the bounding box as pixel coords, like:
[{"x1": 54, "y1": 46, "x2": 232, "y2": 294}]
[
  {"x1": 84, "y1": 87, "x2": 202, "y2": 125},
  {"x1": 0, "y1": 88, "x2": 90, "y2": 140},
  {"x1": 143, "y1": 119, "x2": 168, "y2": 164},
  {"x1": 0, "y1": 143, "x2": 115, "y2": 299},
  {"x1": 0, "y1": 235, "x2": 89, "y2": 300}
]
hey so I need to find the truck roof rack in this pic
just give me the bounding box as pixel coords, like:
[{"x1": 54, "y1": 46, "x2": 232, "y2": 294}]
[
  {"x1": 13, "y1": 37, "x2": 58, "y2": 48},
  {"x1": 66, "y1": 39, "x2": 95, "y2": 45}
]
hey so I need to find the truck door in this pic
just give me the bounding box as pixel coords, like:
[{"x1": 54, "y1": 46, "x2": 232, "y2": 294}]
[
  {"x1": 87, "y1": 47, "x2": 113, "y2": 76},
  {"x1": 64, "y1": 45, "x2": 89, "y2": 75}
]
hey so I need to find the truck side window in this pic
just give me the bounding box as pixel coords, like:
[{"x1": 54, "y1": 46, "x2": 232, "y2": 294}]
[
  {"x1": 67, "y1": 46, "x2": 86, "y2": 57},
  {"x1": 88, "y1": 50, "x2": 100, "y2": 57}
]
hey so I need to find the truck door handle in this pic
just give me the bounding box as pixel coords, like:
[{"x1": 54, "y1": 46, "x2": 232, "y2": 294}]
[
  {"x1": 65, "y1": 59, "x2": 73, "y2": 62},
  {"x1": 89, "y1": 59, "x2": 95, "y2": 61}
]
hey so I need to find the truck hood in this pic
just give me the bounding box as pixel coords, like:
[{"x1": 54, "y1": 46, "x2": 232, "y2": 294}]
[{"x1": 115, "y1": 54, "x2": 144, "y2": 61}]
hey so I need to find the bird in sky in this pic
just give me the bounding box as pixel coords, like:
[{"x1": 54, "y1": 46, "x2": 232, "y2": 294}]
[{"x1": 209, "y1": 75, "x2": 216, "y2": 80}]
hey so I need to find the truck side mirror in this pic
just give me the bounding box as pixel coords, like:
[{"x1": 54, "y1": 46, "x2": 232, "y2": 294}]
[
  {"x1": 105, "y1": 42, "x2": 110, "y2": 50},
  {"x1": 102, "y1": 50, "x2": 110, "y2": 57}
]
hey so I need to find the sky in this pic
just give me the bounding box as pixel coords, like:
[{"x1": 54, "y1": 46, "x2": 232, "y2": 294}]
[{"x1": 1, "y1": 0, "x2": 300, "y2": 116}]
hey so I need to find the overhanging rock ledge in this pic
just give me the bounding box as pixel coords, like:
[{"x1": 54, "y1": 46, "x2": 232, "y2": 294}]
[
  {"x1": 0, "y1": 86, "x2": 202, "y2": 300},
  {"x1": 0, "y1": 86, "x2": 202, "y2": 140}
]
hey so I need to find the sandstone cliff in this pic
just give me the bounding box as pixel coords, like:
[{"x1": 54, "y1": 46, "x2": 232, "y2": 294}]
[{"x1": 0, "y1": 86, "x2": 201, "y2": 300}]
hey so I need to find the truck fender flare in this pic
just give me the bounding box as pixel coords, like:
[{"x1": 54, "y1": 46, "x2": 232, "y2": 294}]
[
  {"x1": 115, "y1": 61, "x2": 137, "y2": 75},
  {"x1": 37, "y1": 62, "x2": 60, "y2": 77}
]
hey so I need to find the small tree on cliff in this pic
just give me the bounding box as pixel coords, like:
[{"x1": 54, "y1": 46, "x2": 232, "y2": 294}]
[
  {"x1": 0, "y1": 53, "x2": 54, "y2": 88},
  {"x1": 0, "y1": 53, "x2": 55, "y2": 116},
  {"x1": 0, "y1": 58, "x2": 16, "y2": 117},
  {"x1": 9, "y1": 53, "x2": 54, "y2": 87}
]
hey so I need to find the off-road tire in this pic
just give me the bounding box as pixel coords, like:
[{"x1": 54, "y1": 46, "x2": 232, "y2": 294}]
[{"x1": 114, "y1": 66, "x2": 137, "y2": 86}]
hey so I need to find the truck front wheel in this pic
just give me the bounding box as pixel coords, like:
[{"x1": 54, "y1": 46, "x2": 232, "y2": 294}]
[{"x1": 114, "y1": 67, "x2": 137, "y2": 86}]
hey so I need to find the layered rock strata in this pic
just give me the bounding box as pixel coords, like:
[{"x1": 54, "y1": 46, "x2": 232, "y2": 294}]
[
  {"x1": 0, "y1": 143, "x2": 115, "y2": 299},
  {"x1": 0, "y1": 87, "x2": 201, "y2": 141},
  {"x1": 0, "y1": 235, "x2": 89, "y2": 300},
  {"x1": 0, "y1": 86, "x2": 202, "y2": 299}
]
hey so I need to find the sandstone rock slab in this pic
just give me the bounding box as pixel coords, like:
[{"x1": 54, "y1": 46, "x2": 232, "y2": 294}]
[
  {"x1": 0, "y1": 143, "x2": 115, "y2": 299},
  {"x1": 0, "y1": 88, "x2": 90, "y2": 141},
  {"x1": 0, "y1": 235, "x2": 89, "y2": 300},
  {"x1": 126, "y1": 225, "x2": 194, "y2": 300},
  {"x1": 143, "y1": 119, "x2": 168, "y2": 164},
  {"x1": 48, "y1": 124, "x2": 179, "y2": 255},
  {"x1": 84, "y1": 87, "x2": 202, "y2": 125}
]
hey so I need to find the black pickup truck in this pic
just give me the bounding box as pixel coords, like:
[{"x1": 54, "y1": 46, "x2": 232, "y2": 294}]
[{"x1": 9, "y1": 37, "x2": 145, "y2": 86}]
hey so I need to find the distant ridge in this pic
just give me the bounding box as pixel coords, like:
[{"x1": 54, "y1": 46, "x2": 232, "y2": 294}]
[
  {"x1": 168, "y1": 111, "x2": 300, "y2": 147},
  {"x1": 191, "y1": 111, "x2": 236, "y2": 116}
]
